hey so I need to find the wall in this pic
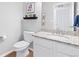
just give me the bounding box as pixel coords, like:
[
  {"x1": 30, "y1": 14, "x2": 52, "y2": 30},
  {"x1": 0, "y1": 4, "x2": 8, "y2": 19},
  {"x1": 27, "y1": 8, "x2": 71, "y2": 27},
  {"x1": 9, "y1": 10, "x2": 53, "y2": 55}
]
[
  {"x1": 22, "y1": 2, "x2": 42, "y2": 32},
  {"x1": 41, "y1": 2, "x2": 54, "y2": 32},
  {"x1": 0, "y1": 2, "x2": 23, "y2": 54}
]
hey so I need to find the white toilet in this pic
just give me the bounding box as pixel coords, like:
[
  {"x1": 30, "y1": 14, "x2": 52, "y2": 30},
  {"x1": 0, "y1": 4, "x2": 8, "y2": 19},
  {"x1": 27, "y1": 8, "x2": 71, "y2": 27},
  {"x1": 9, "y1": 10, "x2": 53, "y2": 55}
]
[{"x1": 13, "y1": 31, "x2": 34, "y2": 57}]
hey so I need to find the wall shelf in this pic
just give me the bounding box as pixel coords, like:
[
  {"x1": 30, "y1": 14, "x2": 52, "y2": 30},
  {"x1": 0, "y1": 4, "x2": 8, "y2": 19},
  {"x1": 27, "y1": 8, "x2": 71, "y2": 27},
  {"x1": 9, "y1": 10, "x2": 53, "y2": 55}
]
[{"x1": 23, "y1": 17, "x2": 38, "y2": 20}]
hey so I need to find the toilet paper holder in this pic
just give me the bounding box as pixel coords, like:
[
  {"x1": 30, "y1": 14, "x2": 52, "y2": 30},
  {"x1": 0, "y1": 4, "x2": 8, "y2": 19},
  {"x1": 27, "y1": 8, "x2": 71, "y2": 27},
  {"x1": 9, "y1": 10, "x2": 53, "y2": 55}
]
[{"x1": 0, "y1": 35, "x2": 7, "y2": 39}]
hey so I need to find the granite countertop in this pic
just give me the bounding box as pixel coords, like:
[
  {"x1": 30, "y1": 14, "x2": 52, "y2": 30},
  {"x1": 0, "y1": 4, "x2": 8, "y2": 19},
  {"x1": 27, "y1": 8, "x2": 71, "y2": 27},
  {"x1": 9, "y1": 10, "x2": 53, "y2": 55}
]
[{"x1": 32, "y1": 31, "x2": 79, "y2": 46}]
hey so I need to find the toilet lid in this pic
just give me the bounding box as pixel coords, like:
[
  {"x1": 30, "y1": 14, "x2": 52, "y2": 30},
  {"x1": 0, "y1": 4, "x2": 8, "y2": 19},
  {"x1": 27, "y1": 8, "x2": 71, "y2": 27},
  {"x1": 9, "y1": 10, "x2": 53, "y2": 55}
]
[{"x1": 14, "y1": 41, "x2": 30, "y2": 48}]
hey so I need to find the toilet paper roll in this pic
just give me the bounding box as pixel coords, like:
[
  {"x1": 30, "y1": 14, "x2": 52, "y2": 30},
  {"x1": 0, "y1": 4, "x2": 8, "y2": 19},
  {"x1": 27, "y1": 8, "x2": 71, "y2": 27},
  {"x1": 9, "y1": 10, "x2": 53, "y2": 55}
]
[{"x1": 0, "y1": 35, "x2": 7, "y2": 39}]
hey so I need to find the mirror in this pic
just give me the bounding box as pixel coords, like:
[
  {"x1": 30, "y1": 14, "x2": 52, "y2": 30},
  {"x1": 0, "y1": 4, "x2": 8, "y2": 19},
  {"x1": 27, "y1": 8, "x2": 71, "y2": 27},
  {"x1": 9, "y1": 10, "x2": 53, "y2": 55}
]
[
  {"x1": 53, "y1": 2, "x2": 74, "y2": 32},
  {"x1": 41, "y1": 2, "x2": 75, "y2": 33}
]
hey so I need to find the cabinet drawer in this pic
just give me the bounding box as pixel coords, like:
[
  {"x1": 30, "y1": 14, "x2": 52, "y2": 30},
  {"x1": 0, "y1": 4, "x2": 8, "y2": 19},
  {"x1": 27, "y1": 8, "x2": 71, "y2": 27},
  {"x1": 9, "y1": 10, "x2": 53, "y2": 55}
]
[
  {"x1": 55, "y1": 41, "x2": 79, "y2": 56},
  {"x1": 33, "y1": 36, "x2": 54, "y2": 49}
]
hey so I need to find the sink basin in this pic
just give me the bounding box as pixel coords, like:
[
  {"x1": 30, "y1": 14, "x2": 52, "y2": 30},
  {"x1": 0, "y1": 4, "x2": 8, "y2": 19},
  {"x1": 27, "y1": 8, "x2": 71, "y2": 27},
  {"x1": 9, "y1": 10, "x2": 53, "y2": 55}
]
[{"x1": 53, "y1": 33, "x2": 69, "y2": 39}]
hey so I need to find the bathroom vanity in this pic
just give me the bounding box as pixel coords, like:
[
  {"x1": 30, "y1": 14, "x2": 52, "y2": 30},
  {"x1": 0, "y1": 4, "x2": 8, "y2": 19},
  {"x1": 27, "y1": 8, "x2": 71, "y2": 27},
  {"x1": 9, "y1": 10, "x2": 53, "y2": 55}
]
[{"x1": 32, "y1": 31, "x2": 79, "y2": 57}]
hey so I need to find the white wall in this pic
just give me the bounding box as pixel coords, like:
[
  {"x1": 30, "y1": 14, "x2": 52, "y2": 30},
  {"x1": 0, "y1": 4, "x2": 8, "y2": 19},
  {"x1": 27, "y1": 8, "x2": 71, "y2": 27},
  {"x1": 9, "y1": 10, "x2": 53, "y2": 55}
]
[
  {"x1": 41, "y1": 2, "x2": 54, "y2": 32},
  {"x1": 22, "y1": 2, "x2": 42, "y2": 32},
  {"x1": 0, "y1": 2, "x2": 23, "y2": 54}
]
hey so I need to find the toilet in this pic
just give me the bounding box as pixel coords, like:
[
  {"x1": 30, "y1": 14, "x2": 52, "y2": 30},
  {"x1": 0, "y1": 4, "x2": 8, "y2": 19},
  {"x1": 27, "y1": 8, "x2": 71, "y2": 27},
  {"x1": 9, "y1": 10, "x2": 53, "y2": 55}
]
[{"x1": 13, "y1": 31, "x2": 34, "y2": 57}]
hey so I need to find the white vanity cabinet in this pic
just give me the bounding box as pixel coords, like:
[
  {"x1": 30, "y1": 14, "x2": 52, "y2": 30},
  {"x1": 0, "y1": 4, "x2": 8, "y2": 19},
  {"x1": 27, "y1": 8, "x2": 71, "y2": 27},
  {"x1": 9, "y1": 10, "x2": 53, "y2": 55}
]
[
  {"x1": 33, "y1": 37, "x2": 55, "y2": 57},
  {"x1": 55, "y1": 41, "x2": 79, "y2": 57},
  {"x1": 33, "y1": 36, "x2": 79, "y2": 57}
]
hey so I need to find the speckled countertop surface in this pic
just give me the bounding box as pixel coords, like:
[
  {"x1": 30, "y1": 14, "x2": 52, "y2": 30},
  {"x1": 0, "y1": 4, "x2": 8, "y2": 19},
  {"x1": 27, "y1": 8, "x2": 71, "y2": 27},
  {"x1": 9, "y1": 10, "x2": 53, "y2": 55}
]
[{"x1": 32, "y1": 31, "x2": 79, "y2": 46}]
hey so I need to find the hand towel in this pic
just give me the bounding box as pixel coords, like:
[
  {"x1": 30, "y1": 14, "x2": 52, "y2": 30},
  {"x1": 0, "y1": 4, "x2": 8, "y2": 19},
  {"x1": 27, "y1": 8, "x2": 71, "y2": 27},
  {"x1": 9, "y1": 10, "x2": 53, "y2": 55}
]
[{"x1": 74, "y1": 15, "x2": 79, "y2": 27}]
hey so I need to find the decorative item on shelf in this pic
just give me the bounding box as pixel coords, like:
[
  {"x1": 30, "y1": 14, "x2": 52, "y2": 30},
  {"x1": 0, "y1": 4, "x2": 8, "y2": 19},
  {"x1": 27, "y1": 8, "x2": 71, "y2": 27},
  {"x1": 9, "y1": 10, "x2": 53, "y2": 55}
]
[
  {"x1": 33, "y1": 14, "x2": 36, "y2": 17},
  {"x1": 23, "y1": 14, "x2": 38, "y2": 19},
  {"x1": 25, "y1": 15, "x2": 27, "y2": 17}
]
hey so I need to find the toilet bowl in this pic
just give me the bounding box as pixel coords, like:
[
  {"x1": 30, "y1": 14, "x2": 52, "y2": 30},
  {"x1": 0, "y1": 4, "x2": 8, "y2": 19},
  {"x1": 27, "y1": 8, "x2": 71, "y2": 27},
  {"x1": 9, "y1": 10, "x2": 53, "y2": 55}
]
[
  {"x1": 13, "y1": 31, "x2": 34, "y2": 57},
  {"x1": 14, "y1": 41, "x2": 30, "y2": 51}
]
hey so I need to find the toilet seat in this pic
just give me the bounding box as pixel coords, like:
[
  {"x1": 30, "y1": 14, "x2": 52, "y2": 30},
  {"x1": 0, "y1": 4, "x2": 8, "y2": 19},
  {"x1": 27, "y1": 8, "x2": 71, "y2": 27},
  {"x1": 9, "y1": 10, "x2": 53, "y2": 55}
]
[
  {"x1": 14, "y1": 41, "x2": 30, "y2": 48},
  {"x1": 14, "y1": 41, "x2": 30, "y2": 56}
]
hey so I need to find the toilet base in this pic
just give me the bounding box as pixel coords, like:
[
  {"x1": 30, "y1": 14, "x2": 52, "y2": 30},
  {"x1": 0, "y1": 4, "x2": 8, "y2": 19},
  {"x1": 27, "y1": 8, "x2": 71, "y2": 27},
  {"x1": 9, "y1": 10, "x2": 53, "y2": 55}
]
[{"x1": 16, "y1": 48, "x2": 29, "y2": 57}]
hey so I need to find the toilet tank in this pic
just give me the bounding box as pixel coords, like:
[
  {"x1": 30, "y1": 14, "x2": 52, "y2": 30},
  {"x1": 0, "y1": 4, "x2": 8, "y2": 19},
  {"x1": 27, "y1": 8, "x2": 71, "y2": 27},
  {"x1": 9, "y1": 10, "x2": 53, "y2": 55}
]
[{"x1": 23, "y1": 31, "x2": 34, "y2": 43}]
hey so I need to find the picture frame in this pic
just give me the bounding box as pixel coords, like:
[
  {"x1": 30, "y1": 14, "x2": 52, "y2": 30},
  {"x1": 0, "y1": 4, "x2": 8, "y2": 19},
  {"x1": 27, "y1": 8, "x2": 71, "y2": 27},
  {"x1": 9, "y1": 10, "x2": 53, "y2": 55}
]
[{"x1": 26, "y1": 2, "x2": 35, "y2": 13}]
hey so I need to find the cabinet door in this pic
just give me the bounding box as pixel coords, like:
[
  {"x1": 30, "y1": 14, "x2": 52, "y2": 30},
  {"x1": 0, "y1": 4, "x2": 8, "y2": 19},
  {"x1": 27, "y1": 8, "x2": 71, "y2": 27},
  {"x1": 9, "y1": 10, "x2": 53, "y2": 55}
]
[
  {"x1": 34, "y1": 43, "x2": 54, "y2": 57},
  {"x1": 33, "y1": 37, "x2": 55, "y2": 57},
  {"x1": 54, "y1": 52, "x2": 69, "y2": 57}
]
